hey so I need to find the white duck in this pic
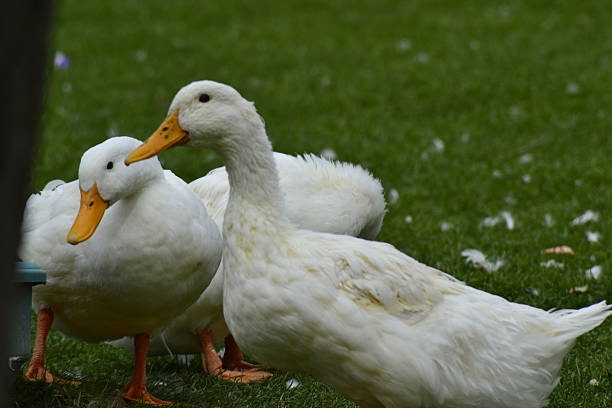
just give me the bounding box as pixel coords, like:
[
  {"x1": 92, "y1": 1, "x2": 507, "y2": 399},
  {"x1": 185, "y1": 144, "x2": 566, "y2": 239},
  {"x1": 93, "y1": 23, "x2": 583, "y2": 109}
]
[
  {"x1": 125, "y1": 81, "x2": 611, "y2": 408},
  {"x1": 20, "y1": 136, "x2": 222, "y2": 405},
  {"x1": 111, "y1": 151, "x2": 386, "y2": 382}
]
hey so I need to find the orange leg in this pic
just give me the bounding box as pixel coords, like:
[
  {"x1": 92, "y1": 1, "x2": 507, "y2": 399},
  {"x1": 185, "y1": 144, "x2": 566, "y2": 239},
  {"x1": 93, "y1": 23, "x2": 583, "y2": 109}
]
[
  {"x1": 222, "y1": 334, "x2": 264, "y2": 370},
  {"x1": 24, "y1": 308, "x2": 80, "y2": 385},
  {"x1": 120, "y1": 333, "x2": 172, "y2": 405},
  {"x1": 198, "y1": 328, "x2": 272, "y2": 383}
]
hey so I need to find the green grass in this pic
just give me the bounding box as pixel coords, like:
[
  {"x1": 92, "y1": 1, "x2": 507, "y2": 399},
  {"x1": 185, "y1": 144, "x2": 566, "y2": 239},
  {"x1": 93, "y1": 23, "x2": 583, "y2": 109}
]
[{"x1": 16, "y1": 0, "x2": 611, "y2": 406}]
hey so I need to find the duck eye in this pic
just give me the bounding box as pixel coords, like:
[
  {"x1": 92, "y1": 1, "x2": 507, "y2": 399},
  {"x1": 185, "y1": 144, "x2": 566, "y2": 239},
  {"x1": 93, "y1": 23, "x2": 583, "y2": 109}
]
[
  {"x1": 198, "y1": 94, "x2": 210, "y2": 103},
  {"x1": 106, "y1": 161, "x2": 114, "y2": 170}
]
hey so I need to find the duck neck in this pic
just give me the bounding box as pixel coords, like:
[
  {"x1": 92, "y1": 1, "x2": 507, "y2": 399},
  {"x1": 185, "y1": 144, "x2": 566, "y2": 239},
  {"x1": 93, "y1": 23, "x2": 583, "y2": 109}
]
[{"x1": 217, "y1": 125, "x2": 285, "y2": 220}]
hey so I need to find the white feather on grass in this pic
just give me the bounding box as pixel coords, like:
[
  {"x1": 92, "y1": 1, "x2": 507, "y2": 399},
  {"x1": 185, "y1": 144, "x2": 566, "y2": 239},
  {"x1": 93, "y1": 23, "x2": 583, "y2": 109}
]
[
  {"x1": 481, "y1": 216, "x2": 501, "y2": 227},
  {"x1": 518, "y1": 153, "x2": 533, "y2": 164},
  {"x1": 586, "y1": 231, "x2": 601, "y2": 243},
  {"x1": 440, "y1": 221, "x2": 453, "y2": 231},
  {"x1": 540, "y1": 260, "x2": 564, "y2": 269},
  {"x1": 285, "y1": 378, "x2": 301, "y2": 389},
  {"x1": 461, "y1": 249, "x2": 504, "y2": 273},
  {"x1": 543, "y1": 213, "x2": 555, "y2": 227},
  {"x1": 388, "y1": 188, "x2": 399, "y2": 204},
  {"x1": 570, "y1": 210, "x2": 599, "y2": 226},
  {"x1": 500, "y1": 211, "x2": 515, "y2": 230},
  {"x1": 504, "y1": 195, "x2": 517, "y2": 205},
  {"x1": 569, "y1": 285, "x2": 588, "y2": 294},
  {"x1": 566, "y1": 82, "x2": 581, "y2": 94},
  {"x1": 480, "y1": 211, "x2": 514, "y2": 230},
  {"x1": 585, "y1": 265, "x2": 602, "y2": 280}
]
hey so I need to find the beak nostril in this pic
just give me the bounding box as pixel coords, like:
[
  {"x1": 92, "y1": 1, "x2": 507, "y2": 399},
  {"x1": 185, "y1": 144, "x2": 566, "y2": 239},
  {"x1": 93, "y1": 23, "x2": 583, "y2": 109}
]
[
  {"x1": 89, "y1": 201, "x2": 94, "y2": 207},
  {"x1": 162, "y1": 127, "x2": 169, "y2": 131}
]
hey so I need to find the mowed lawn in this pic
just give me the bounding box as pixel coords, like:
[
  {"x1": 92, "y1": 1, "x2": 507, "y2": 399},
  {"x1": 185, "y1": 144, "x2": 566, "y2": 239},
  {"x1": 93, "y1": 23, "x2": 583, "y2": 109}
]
[{"x1": 15, "y1": 0, "x2": 611, "y2": 407}]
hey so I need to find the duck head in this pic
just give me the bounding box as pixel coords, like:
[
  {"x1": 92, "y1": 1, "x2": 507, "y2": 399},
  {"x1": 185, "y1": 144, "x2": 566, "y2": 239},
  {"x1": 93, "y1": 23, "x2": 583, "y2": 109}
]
[
  {"x1": 125, "y1": 80, "x2": 264, "y2": 164},
  {"x1": 67, "y1": 136, "x2": 163, "y2": 245}
]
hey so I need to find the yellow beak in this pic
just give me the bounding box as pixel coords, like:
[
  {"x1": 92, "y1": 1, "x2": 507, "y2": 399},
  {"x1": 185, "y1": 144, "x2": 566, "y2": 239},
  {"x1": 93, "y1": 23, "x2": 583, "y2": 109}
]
[
  {"x1": 124, "y1": 110, "x2": 189, "y2": 165},
  {"x1": 67, "y1": 183, "x2": 110, "y2": 245}
]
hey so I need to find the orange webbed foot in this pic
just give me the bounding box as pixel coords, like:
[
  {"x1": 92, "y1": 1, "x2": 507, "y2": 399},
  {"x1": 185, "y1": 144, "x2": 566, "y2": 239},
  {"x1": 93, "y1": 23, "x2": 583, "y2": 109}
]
[
  {"x1": 216, "y1": 369, "x2": 273, "y2": 383},
  {"x1": 199, "y1": 329, "x2": 272, "y2": 383},
  {"x1": 119, "y1": 333, "x2": 173, "y2": 405},
  {"x1": 24, "y1": 363, "x2": 81, "y2": 385},
  {"x1": 120, "y1": 382, "x2": 173, "y2": 405}
]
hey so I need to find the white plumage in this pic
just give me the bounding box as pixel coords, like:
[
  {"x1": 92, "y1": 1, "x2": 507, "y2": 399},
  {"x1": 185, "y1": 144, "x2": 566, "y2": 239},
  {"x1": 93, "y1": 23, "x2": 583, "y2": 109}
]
[
  {"x1": 192, "y1": 152, "x2": 386, "y2": 240},
  {"x1": 111, "y1": 151, "x2": 386, "y2": 363},
  {"x1": 125, "y1": 81, "x2": 611, "y2": 408},
  {"x1": 21, "y1": 136, "x2": 221, "y2": 341},
  {"x1": 20, "y1": 136, "x2": 222, "y2": 403}
]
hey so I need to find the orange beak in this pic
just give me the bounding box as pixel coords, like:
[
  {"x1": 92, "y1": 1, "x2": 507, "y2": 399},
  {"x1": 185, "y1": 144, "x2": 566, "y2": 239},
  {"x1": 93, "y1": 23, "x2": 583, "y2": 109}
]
[
  {"x1": 67, "y1": 183, "x2": 110, "y2": 245},
  {"x1": 124, "y1": 110, "x2": 189, "y2": 165}
]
